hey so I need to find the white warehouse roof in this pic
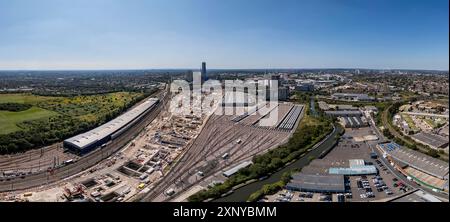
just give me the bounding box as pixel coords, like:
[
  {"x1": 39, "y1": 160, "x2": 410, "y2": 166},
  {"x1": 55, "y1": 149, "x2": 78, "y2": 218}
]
[{"x1": 64, "y1": 98, "x2": 159, "y2": 150}]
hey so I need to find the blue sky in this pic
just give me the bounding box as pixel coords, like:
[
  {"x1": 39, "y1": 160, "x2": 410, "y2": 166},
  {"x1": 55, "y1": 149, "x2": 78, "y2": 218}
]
[{"x1": 0, "y1": 0, "x2": 448, "y2": 70}]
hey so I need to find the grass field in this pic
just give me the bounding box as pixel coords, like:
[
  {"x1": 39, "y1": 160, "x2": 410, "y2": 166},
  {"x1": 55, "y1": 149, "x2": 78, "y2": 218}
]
[{"x1": 0, "y1": 107, "x2": 57, "y2": 134}]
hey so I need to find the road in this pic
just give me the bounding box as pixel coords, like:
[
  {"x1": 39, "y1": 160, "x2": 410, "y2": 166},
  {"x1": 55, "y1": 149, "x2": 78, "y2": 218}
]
[{"x1": 0, "y1": 89, "x2": 169, "y2": 192}]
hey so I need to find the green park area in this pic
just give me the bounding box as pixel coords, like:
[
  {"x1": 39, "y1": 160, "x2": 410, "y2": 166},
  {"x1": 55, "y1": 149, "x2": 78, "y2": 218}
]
[{"x1": 0, "y1": 92, "x2": 145, "y2": 154}]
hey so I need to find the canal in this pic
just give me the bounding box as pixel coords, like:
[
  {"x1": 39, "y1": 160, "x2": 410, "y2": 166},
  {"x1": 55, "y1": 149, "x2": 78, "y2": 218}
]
[{"x1": 214, "y1": 124, "x2": 344, "y2": 202}]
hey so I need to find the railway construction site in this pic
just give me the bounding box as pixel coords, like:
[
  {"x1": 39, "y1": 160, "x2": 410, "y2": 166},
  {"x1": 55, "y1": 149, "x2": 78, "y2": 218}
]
[{"x1": 139, "y1": 102, "x2": 304, "y2": 202}]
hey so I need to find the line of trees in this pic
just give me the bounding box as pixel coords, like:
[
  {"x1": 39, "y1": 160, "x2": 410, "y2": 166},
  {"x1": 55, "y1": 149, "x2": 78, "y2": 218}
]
[{"x1": 246, "y1": 170, "x2": 298, "y2": 202}]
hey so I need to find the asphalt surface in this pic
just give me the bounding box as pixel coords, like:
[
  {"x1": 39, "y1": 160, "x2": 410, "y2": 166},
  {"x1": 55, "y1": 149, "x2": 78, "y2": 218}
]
[{"x1": 0, "y1": 90, "x2": 169, "y2": 192}]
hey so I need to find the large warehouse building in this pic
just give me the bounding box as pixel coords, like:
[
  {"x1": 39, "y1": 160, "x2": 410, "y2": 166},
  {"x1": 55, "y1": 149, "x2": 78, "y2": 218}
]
[
  {"x1": 64, "y1": 98, "x2": 159, "y2": 155},
  {"x1": 377, "y1": 142, "x2": 449, "y2": 179},
  {"x1": 377, "y1": 142, "x2": 449, "y2": 191}
]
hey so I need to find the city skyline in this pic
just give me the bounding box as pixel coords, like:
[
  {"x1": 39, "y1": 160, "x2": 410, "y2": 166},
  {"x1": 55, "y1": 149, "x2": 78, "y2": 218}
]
[{"x1": 0, "y1": 0, "x2": 448, "y2": 70}]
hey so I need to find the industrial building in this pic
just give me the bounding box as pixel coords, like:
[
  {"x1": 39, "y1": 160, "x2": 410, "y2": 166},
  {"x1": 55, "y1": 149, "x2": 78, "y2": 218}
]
[
  {"x1": 64, "y1": 98, "x2": 159, "y2": 155},
  {"x1": 411, "y1": 132, "x2": 449, "y2": 149},
  {"x1": 339, "y1": 116, "x2": 368, "y2": 128},
  {"x1": 201, "y1": 62, "x2": 207, "y2": 83},
  {"x1": 335, "y1": 105, "x2": 359, "y2": 110},
  {"x1": 331, "y1": 93, "x2": 374, "y2": 102},
  {"x1": 325, "y1": 110, "x2": 362, "y2": 117},
  {"x1": 318, "y1": 101, "x2": 330, "y2": 111},
  {"x1": 277, "y1": 105, "x2": 303, "y2": 131},
  {"x1": 377, "y1": 142, "x2": 449, "y2": 180},
  {"x1": 329, "y1": 159, "x2": 378, "y2": 175},
  {"x1": 286, "y1": 173, "x2": 346, "y2": 193}
]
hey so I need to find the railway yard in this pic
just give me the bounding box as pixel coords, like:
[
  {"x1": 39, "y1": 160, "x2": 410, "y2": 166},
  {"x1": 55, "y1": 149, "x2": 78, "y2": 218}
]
[{"x1": 0, "y1": 85, "x2": 305, "y2": 202}]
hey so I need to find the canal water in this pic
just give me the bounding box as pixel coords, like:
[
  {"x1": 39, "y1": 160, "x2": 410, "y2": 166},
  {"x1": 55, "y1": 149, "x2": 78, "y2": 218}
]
[{"x1": 214, "y1": 124, "x2": 344, "y2": 202}]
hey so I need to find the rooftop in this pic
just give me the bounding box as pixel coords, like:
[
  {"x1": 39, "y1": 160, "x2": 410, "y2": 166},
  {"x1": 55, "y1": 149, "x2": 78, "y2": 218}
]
[
  {"x1": 325, "y1": 110, "x2": 362, "y2": 116},
  {"x1": 393, "y1": 190, "x2": 442, "y2": 202},
  {"x1": 329, "y1": 165, "x2": 377, "y2": 175},
  {"x1": 411, "y1": 132, "x2": 449, "y2": 148},
  {"x1": 378, "y1": 142, "x2": 449, "y2": 179},
  {"x1": 332, "y1": 93, "x2": 373, "y2": 100}
]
